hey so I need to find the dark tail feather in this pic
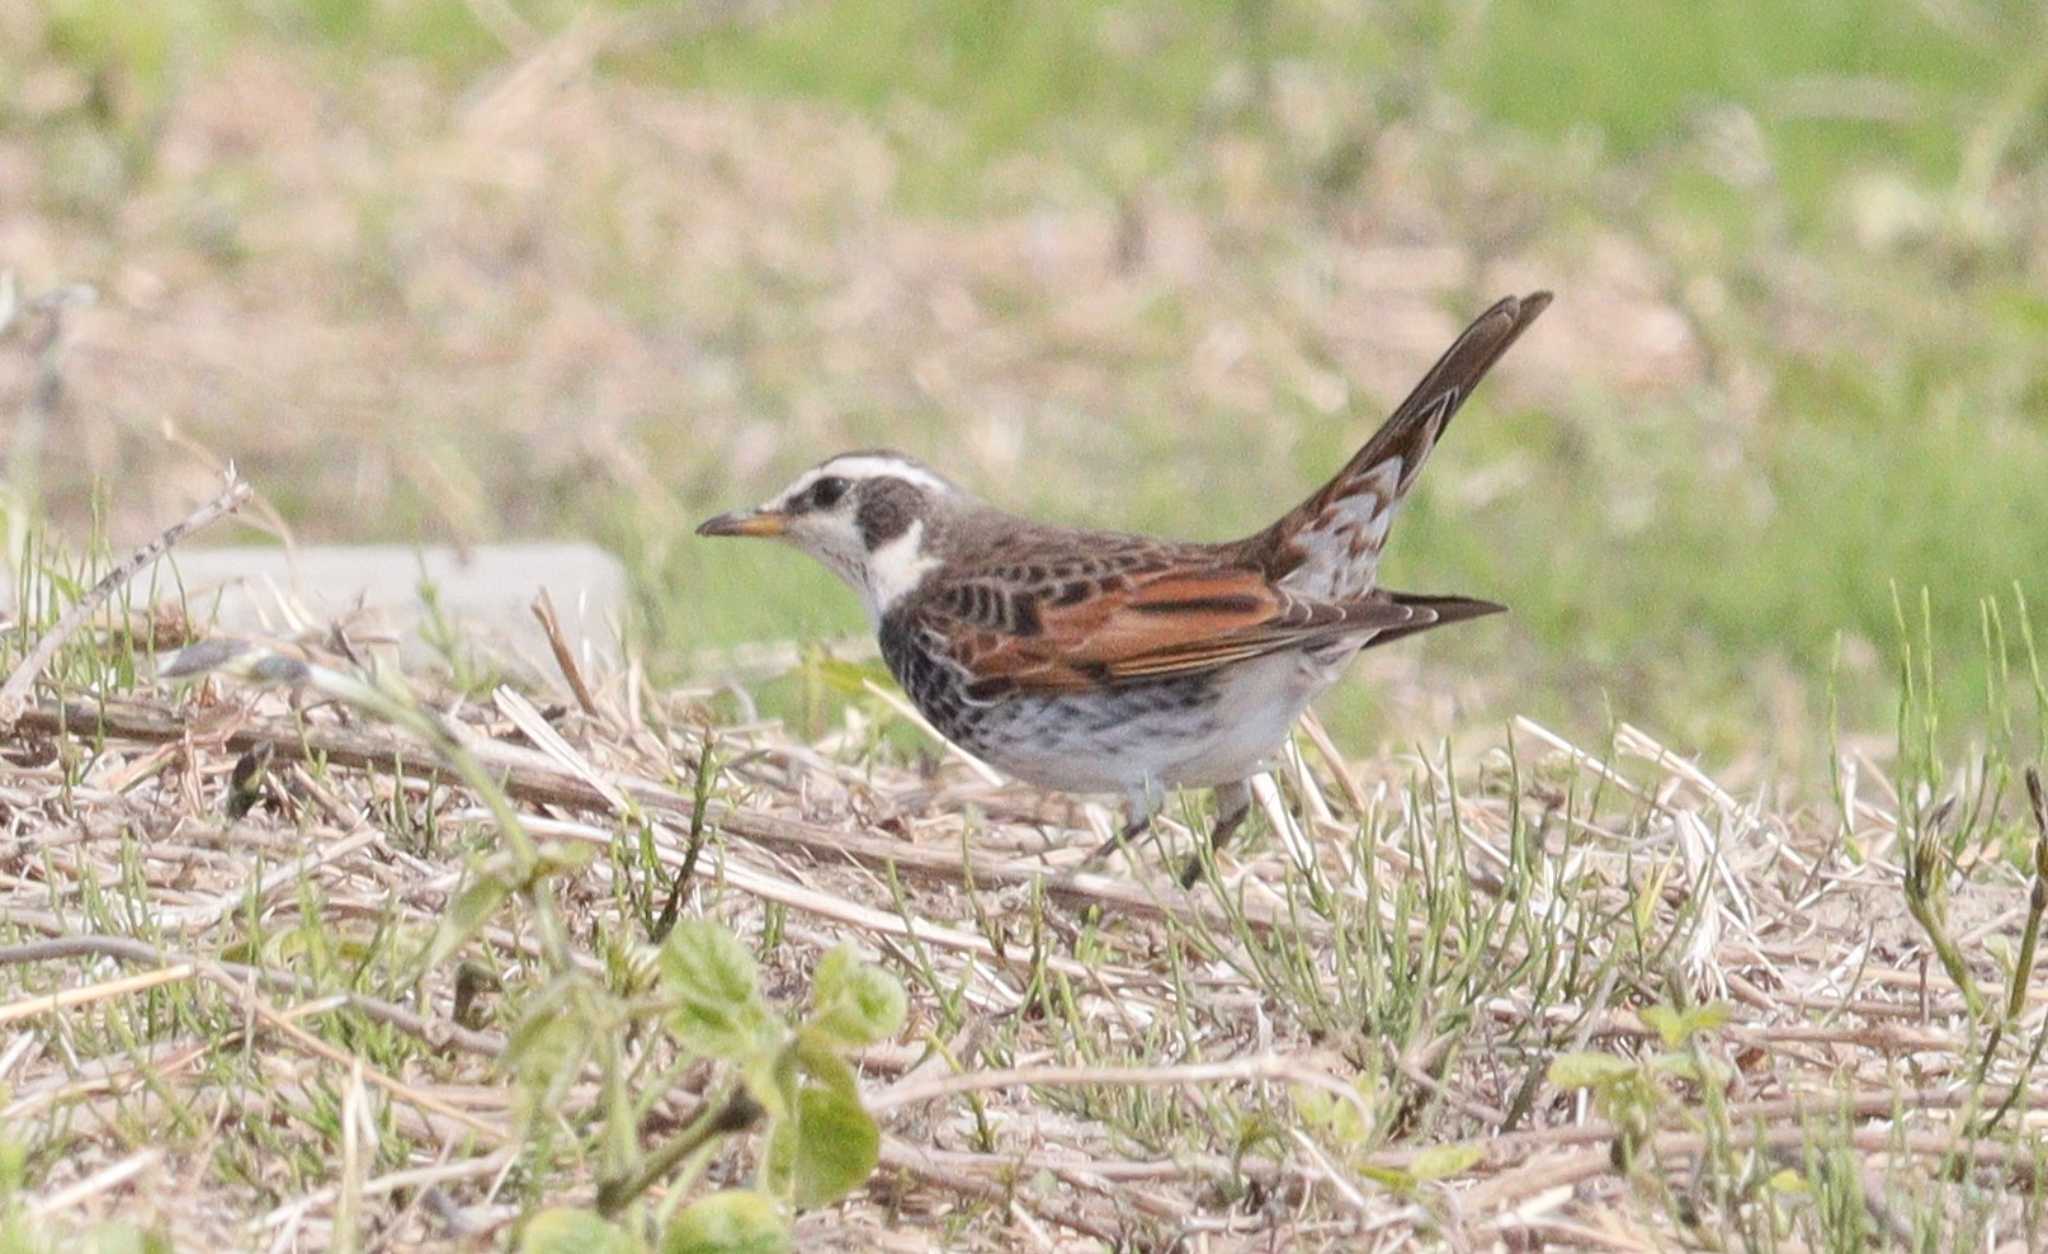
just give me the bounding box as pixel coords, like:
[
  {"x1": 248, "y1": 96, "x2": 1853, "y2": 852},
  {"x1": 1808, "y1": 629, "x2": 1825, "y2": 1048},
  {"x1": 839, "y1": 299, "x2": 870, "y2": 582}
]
[
  {"x1": 1252, "y1": 292, "x2": 1551, "y2": 597},
  {"x1": 1361, "y1": 591, "x2": 1507, "y2": 650},
  {"x1": 1326, "y1": 291, "x2": 1552, "y2": 507}
]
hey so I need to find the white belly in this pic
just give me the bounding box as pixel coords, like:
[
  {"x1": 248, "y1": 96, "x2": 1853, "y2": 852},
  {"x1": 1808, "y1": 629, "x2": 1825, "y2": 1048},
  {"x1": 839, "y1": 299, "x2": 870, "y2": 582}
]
[
  {"x1": 968, "y1": 645, "x2": 1357, "y2": 797},
  {"x1": 1156, "y1": 646, "x2": 1351, "y2": 787}
]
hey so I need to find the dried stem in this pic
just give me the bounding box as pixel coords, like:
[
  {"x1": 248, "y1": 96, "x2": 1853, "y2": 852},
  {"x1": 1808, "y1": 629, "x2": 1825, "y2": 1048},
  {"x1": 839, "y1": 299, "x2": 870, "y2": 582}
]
[{"x1": 0, "y1": 470, "x2": 252, "y2": 728}]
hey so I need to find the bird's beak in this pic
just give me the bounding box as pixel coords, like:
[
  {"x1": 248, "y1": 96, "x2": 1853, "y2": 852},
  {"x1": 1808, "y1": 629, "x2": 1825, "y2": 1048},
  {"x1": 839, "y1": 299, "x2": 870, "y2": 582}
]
[{"x1": 696, "y1": 508, "x2": 790, "y2": 538}]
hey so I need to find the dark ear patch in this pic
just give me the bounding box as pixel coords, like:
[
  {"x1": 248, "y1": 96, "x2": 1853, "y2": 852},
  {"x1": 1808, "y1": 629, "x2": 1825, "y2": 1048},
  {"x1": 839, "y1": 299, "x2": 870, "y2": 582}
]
[{"x1": 856, "y1": 478, "x2": 920, "y2": 548}]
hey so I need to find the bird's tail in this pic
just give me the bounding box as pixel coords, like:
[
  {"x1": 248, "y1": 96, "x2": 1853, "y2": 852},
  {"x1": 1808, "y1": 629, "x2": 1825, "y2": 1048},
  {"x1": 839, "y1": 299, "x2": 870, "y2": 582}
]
[
  {"x1": 1249, "y1": 291, "x2": 1550, "y2": 601},
  {"x1": 1358, "y1": 590, "x2": 1508, "y2": 650}
]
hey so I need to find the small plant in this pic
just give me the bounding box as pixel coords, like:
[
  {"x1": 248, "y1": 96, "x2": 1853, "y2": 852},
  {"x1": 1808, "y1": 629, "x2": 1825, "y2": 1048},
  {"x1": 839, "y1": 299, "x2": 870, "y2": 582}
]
[
  {"x1": 156, "y1": 638, "x2": 907, "y2": 1252},
  {"x1": 521, "y1": 920, "x2": 907, "y2": 1254},
  {"x1": 1546, "y1": 1000, "x2": 1732, "y2": 1170},
  {"x1": 0, "y1": 1132, "x2": 172, "y2": 1254}
]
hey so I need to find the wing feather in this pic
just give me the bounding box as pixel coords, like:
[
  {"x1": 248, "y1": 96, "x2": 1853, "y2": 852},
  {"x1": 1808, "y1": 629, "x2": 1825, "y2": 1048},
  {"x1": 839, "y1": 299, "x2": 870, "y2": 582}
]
[{"x1": 913, "y1": 564, "x2": 1444, "y2": 695}]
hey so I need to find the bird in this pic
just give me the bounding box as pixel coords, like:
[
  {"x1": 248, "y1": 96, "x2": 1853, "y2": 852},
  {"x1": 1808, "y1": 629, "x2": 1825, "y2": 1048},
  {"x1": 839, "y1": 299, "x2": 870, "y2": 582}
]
[{"x1": 699, "y1": 292, "x2": 1551, "y2": 886}]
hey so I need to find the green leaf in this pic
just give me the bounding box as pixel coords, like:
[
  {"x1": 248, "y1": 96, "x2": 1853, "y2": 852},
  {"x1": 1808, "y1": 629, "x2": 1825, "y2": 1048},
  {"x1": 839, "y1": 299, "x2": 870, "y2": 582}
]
[
  {"x1": 662, "y1": 920, "x2": 759, "y2": 1004},
  {"x1": 808, "y1": 947, "x2": 856, "y2": 1012},
  {"x1": 766, "y1": 1084, "x2": 881, "y2": 1209},
  {"x1": 763, "y1": 1112, "x2": 795, "y2": 1198},
  {"x1": 663, "y1": 1190, "x2": 790, "y2": 1254},
  {"x1": 810, "y1": 657, "x2": 888, "y2": 697},
  {"x1": 1639, "y1": 1001, "x2": 1732, "y2": 1048},
  {"x1": 1547, "y1": 1052, "x2": 1637, "y2": 1089},
  {"x1": 1407, "y1": 1144, "x2": 1483, "y2": 1181},
  {"x1": 1650, "y1": 1051, "x2": 1704, "y2": 1081},
  {"x1": 520, "y1": 1207, "x2": 639, "y2": 1254},
  {"x1": 1767, "y1": 1168, "x2": 1810, "y2": 1195},
  {"x1": 425, "y1": 874, "x2": 513, "y2": 967},
  {"x1": 1632, "y1": 864, "x2": 1666, "y2": 938},
  {"x1": 661, "y1": 920, "x2": 778, "y2": 1062},
  {"x1": 1640, "y1": 1005, "x2": 1684, "y2": 1049},
  {"x1": 743, "y1": 1044, "x2": 799, "y2": 1122},
  {"x1": 806, "y1": 947, "x2": 907, "y2": 1048},
  {"x1": 1679, "y1": 1002, "x2": 1732, "y2": 1040},
  {"x1": 794, "y1": 1031, "x2": 862, "y2": 1095},
  {"x1": 507, "y1": 1010, "x2": 586, "y2": 1094},
  {"x1": 1290, "y1": 1081, "x2": 1370, "y2": 1143},
  {"x1": 533, "y1": 841, "x2": 599, "y2": 880},
  {"x1": 793, "y1": 1083, "x2": 880, "y2": 1207},
  {"x1": 83, "y1": 1223, "x2": 173, "y2": 1254}
]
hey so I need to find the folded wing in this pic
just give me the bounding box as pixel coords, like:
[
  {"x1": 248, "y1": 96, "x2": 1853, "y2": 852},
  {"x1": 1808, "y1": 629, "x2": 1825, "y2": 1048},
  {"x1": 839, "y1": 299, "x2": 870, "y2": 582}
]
[{"x1": 906, "y1": 564, "x2": 1498, "y2": 697}]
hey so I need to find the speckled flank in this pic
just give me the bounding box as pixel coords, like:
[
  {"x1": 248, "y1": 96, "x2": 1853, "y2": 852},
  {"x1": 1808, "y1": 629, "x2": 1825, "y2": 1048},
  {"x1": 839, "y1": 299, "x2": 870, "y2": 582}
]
[
  {"x1": 881, "y1": 612, "x2": 1332, "y2": 793},
  {"x1": 885, "y1": 617, "x2": 1219, "y2": 789}
]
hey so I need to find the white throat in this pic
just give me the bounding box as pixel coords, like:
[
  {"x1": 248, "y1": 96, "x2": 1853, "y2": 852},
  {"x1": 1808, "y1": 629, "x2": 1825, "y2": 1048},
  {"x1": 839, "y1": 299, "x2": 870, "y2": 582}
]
[{"x1": 858, "y1": 519, "x2": 941, "y2": 621}]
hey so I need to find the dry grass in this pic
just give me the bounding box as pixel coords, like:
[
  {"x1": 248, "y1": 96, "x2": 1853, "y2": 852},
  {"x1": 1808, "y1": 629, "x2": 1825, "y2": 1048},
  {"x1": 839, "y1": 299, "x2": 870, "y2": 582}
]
[{"x1": 2, "y1": 503, "x2": 2046, "y2": 1250}]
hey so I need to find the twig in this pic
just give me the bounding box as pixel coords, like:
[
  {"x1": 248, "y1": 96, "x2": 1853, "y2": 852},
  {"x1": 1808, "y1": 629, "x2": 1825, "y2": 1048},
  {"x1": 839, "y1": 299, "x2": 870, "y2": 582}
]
[
  {"x1": 877, "y1": 1140, "x2": 1123, "y2": 1243},
  {"x1": 1461, "y1": 1123, "x2": 2045, "y2": 1218},
  {"x1": 1978, "y1": 765, "x2": 2048, "y2": 1130},
  {"x1": 4, "y1": 1033, "x2": 221, "y2": 1121},
  {"x1": 1512, "y1": 716, "x2": 1658, "y2": 809},
  {"x1": 249, "y1": 1149, "x2": 518, "y2": 1234},
  {"x1": 870, "y1": 1052, "x2": 1369, "y2": 1120},
  {"x1": 886, "y1": 1139, "x2": 1307, "y2": 1189},
  {"x1": 0, "y1": 961, "x2": 196, "y2": 1028},
  {"x1": 156, "y1": 825, "x2": 381, "y2": 931},
  {"x1": 1297, "y1": 708, "x2": 1368, "y2": 816},
  {"x1": 1365, "y1": 1084, "x2": 2048, "y2": 1175},
  {"x1": 530, "y1": 587, "x2": 601, "y2": 718},
  {"x1": 24, "y1": 1149, "x2": 161, "y2": 1219},
  {"x1": 595, "y1": 1087, "x2": 761, "y2": 1215},
  {"x1": 2002, "y1": 767, "x2": 2048, "y2": 1029},
  {"x1": 1288, "y1": 1126, "x2": 1371, "y2": 1216},
  {"x1": 15, "y1": 697, "x2": 1321, "y2": 938},
  {"x1": 0, "y1": 471, "x2": 253, "y2": 729},
  {"x1": 1394, "y1": 1049, "x2": 1507, "y2": 1126},
  {"x1": 0, "y1": 934, "x2": 504, "y2": 1057},
  {"x1": 224, "y1": 982, "x2": 508, "y2": 1142}
]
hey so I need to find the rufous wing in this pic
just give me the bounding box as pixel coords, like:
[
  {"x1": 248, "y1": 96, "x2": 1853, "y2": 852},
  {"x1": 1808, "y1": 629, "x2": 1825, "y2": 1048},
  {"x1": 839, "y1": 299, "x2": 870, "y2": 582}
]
[{"x1": 932, "y1": 567, "x2": 1433, "y2": 696}]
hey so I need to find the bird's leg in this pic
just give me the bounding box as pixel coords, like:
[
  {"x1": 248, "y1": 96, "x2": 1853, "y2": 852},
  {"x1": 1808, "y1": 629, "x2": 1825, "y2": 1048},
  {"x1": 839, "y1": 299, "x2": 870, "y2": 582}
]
[
  {"x1": 1084, "y1": 785, "x2": 1162, "y2": 866},
  {"x1": 1179, "y1": 779, "x2": 1252, "y2": 888}
]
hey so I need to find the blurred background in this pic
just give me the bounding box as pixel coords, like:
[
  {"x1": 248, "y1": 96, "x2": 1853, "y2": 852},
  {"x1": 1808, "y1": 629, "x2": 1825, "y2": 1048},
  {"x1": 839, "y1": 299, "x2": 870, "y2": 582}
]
[{"x1": 3, "y1": 0, "x2": 2045, "y2": 776}]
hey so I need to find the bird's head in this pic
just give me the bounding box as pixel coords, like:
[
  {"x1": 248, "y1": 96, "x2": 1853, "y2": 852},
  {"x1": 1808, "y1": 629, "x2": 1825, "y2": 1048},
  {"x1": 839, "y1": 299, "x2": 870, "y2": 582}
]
[{"x1": 697, "y1": 450, "x2": 960, "y2": 620}]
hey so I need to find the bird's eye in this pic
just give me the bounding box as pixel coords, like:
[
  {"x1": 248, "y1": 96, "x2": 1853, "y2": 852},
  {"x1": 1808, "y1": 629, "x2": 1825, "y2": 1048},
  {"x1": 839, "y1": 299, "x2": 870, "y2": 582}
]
[{"x1": 809, "y1": 476, "x2": 850, "y2": 509}]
